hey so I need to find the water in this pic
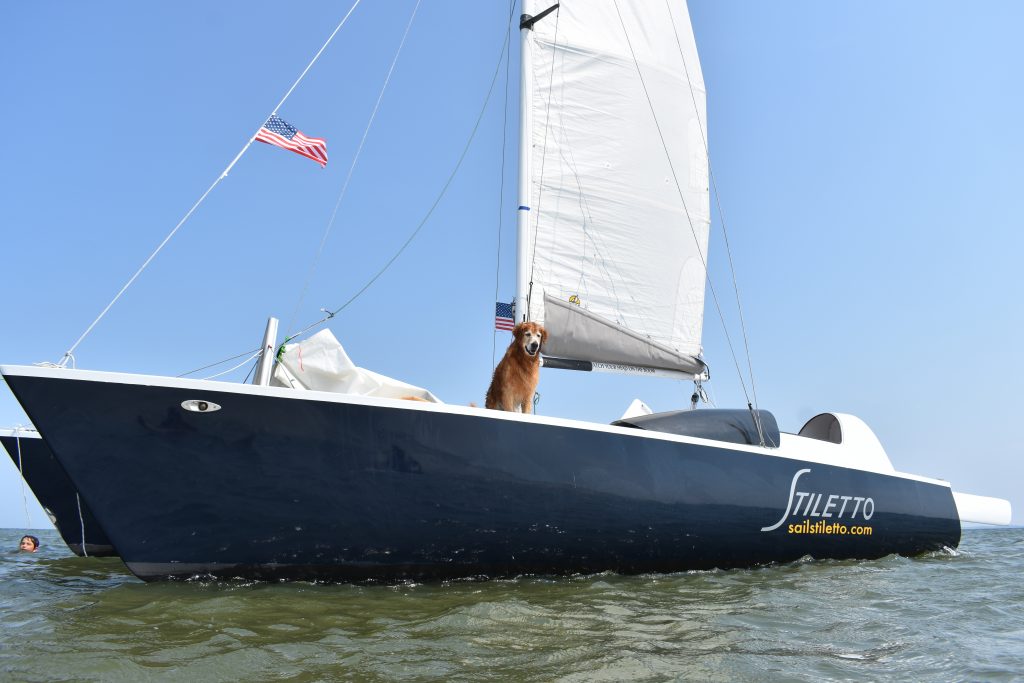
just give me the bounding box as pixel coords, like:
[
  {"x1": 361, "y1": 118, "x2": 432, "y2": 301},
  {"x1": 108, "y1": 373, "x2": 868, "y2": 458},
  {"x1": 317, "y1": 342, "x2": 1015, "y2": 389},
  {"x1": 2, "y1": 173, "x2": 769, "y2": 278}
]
[{"x1": 1, "y1": 529, "x2": 1022, "y2": 682}]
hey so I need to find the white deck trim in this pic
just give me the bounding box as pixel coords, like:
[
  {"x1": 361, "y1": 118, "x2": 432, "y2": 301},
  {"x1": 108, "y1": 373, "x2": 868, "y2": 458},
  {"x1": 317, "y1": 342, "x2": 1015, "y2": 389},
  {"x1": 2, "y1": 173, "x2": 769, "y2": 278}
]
[
  {"x1": 0, "y1": 426, "x2": 40, "y2": 439},
  {"x1": 2, "y1": 364, "x2": 952, "y2": 488}
]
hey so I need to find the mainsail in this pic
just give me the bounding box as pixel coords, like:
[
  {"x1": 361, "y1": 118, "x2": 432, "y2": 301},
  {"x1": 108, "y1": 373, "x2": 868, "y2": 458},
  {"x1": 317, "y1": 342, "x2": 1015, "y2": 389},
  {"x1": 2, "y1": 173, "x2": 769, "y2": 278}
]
[{"x1": 519, "y1": 0, "x2": 710, "y2": 376}]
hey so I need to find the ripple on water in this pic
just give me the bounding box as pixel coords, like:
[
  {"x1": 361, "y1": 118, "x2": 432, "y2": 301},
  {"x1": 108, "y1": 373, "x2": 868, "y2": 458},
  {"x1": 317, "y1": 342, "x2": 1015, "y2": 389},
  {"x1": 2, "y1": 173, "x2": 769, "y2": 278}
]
[{"x1": 0, "y1": 528, "x2": 1022, "y2": 681}]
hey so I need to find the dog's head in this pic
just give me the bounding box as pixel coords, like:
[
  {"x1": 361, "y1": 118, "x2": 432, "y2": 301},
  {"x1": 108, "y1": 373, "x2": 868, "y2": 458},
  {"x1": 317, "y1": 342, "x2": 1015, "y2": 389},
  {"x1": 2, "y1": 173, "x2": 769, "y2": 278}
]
[{"x1": 514, "y1": 322, "x2": 547, "y2": 358}]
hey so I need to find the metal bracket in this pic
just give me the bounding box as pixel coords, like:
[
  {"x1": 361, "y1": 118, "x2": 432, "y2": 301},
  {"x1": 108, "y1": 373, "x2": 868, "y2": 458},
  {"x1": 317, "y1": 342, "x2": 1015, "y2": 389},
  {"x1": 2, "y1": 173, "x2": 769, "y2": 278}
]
[{"x1": 520, "y1": 3, "x2": 559, "y2": 31}]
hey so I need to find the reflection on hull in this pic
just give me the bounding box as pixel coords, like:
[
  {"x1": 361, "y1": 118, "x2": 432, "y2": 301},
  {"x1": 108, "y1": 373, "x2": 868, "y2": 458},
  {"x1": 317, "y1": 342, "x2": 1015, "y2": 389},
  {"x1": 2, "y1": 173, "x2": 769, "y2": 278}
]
[{"x1": 3, "y1": 370, "x2": 960, "y2": 582}]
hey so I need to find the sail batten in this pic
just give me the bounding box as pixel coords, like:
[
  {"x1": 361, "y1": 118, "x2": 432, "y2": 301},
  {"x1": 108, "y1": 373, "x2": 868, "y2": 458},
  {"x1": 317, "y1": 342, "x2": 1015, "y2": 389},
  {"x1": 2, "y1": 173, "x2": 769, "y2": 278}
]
[{"x1": 522, "y1": 0, "x2": 709, "y2": 372}]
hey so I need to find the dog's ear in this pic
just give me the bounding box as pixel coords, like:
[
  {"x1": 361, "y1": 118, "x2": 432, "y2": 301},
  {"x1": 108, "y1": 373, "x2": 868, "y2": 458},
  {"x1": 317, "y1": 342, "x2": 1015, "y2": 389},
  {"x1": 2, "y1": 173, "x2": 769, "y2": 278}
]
[{"x1": 512, "y1": 322, "x2": 524, "y2": 339}]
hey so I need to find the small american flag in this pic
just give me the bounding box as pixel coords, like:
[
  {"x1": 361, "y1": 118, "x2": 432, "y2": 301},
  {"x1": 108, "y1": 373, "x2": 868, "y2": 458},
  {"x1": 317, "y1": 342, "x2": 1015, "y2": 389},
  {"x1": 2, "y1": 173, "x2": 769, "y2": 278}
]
[
  {"x1": 495, "y1": 301, "x2": 515, "y2": 331},
  {"x1": 255, "y1": 114, "x2": 328, "y2": 167}
]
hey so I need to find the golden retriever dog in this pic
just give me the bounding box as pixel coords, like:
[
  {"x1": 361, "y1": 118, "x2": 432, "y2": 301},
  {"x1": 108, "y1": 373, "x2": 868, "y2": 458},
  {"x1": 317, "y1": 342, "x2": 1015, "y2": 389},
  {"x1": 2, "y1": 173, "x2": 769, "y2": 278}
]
[{"x1": 485, "y1": 321, "x2": 547, "y2": 413}]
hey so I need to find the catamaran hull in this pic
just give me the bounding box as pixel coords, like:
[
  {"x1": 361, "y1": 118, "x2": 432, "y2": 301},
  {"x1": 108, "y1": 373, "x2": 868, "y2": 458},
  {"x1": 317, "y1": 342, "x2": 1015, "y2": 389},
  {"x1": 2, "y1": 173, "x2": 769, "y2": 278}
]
[
  {"x1": 1, "y1": 430, "x2": 117, "y2": 557},
  {"x1": 2, "y1": 368, "x2": 960, "y2": 582}
]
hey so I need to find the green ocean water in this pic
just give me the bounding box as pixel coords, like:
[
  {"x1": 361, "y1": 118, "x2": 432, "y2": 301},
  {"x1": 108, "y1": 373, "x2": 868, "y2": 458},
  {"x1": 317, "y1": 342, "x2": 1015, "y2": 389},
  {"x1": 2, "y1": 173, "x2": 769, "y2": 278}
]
[{"x1": 1, "y1": 528, "x2": 1021, "y2": 682}]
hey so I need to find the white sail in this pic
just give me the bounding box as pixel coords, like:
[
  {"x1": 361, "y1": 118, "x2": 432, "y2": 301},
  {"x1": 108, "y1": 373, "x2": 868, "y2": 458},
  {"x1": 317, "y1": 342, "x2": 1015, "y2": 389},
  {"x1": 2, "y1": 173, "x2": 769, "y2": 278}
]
[{"x1": 521, "y1": 0, "x2": 709, "y2": 375}]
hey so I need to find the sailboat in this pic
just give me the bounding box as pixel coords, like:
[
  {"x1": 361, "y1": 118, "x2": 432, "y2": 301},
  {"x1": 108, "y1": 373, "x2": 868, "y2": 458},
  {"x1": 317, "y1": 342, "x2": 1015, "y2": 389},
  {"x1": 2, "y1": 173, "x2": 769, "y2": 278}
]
[
  {"x1": 1, "y1": 428, "x2": 116, "y2": 556},
  {"x1": 1, "y1": 1, "x2": 1010, "y2": 582}
]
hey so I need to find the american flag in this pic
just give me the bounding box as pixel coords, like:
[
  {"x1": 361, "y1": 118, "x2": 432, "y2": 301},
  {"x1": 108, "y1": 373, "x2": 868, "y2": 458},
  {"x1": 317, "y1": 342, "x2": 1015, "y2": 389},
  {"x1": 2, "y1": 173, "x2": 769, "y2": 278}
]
[
  {"x1": 255, "y1": 114, "x2": 328, "y2": 167},
  {"x1": 495, "y1": 301, "x2": 515, "y2": 331}
]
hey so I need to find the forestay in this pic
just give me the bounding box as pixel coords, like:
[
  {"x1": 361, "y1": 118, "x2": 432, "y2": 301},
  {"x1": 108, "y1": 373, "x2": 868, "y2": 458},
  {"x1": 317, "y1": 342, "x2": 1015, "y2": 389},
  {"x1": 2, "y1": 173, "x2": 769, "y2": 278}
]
[{"x1": 522, "y1": 0, "x2": 710, "y2": 376}]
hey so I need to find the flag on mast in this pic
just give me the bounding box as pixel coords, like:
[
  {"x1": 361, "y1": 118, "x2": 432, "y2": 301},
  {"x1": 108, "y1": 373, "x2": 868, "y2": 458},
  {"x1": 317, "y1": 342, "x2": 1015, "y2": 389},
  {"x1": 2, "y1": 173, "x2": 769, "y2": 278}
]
[
  {"x1": 495, "y1": 302, "x2": 515, "y2": 331},
  {"x1": 255, "y1": 114, "x2": 328, "y2": 167}
]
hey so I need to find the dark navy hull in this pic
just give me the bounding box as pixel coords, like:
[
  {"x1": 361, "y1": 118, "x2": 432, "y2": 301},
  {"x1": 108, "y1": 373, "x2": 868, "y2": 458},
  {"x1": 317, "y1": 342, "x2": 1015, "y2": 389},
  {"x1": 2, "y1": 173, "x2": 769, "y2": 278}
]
[
  {"x1": 3, "y1": 369, "x2": 960, "y2": 582},
  {"x1": 1, "y1": 431, "x2": 117, "y2": 557}
]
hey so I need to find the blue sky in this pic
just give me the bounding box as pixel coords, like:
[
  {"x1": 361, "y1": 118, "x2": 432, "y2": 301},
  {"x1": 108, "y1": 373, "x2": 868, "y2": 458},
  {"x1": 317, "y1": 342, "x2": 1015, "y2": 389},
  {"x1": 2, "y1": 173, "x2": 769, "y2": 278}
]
[{"x1": 2, "y1": 0, "x2": 1021, "y2": 530}]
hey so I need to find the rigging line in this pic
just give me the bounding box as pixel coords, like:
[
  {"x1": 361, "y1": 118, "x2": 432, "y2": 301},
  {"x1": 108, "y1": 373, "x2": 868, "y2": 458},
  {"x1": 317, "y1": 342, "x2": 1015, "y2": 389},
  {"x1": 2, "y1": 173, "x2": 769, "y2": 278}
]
[
  {"x1": 286, "y1": 0, "x2": 423, "y2": 335},
  {"x1": 611, "y1": 2, "x2": 755, "y2": 409},
  {"x1": 177, "y1": 346, "x2": 261, "y2": 378},
  {"x1": 526, "y1": 6, "x2": 562, "y2": 315},
  {"x1": 493, "y1": 0, "x2": 517, "y2": 369},
  {"x1": 267, "y1": 0, "x2": 365, "y2": 119},
  {"x1": 14, "y1": 426, "x2": 33, "y2": 529},
  {"x1": 174, "y1": 6, "x2": 516, "y2": 369},
  {"x1": 200, "y1": 349, "x2": 265, "y2": 381},
  {"x1": 665, "y1": 0, "x2": 763, "y2": 420},
  {"x1": 300, "y1": 8, "x2": 517, "y2": 329},
  {"x1": 55, "y1": 0, "x2": 365, "y2": 368},
  {"x1": 242, "y1": 355, "x2": 260, "y2": 385},
  {"x1": 75, "y1": 494, "x2": 88, "y2": 557}
]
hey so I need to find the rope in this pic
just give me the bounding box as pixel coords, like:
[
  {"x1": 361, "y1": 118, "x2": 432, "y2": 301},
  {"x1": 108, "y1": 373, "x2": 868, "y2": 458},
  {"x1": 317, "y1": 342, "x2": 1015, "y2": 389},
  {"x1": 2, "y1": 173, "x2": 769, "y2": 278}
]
[
  {"x1": 266, "y1": 0, "x2": 365, "y2": 120},
  {"x1": 76, "y1": 493, "x2": 88, "y2": 558},
  {"x1": 664, "y1": 0, "x2": 765, "y2": 444},
  {"x1": 14, "y1": 426, "x2": 33, "y2": 528},
  {"x1": 32, "y1": 357, "x2": 73, "y2": 370},
  {"x1": 177, "y1": 347, "x2": 261, "y2": 378},
  {"x1": 200, "y1": 349, "x2": 264, "y2": 381},
  {"x1": 276, "y1": 7, "x2": 518, "y2": 347},
  {"x1": 55, "y1": 0, "x2": 366, "y2": 367},
  {"x1": 241, "y1": 355, "x2": 261, "y2": 385},
  {"x1": 286, "y1": 0, "x2": 423, "y2": 335},
  {"x1": 493, "y1": 0, "x2": 517, "y2": 369}
]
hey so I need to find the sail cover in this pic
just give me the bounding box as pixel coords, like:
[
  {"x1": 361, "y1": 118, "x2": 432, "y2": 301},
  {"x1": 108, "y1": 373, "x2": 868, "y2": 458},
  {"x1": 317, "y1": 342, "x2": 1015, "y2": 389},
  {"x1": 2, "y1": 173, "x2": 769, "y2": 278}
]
[{"x1": 523, "y1": 0, "x2": 709, "y2": 375}]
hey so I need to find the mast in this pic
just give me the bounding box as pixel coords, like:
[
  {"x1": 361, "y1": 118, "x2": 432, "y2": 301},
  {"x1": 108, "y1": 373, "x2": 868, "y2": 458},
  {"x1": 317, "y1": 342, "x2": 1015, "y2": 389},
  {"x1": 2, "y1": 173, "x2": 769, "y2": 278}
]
[
  {"x1": 252, "y1": 316, "x2": 279, "y2": 386},
  {"x1": 515, "y1": 9, "x2": 535, "y2": 324}
]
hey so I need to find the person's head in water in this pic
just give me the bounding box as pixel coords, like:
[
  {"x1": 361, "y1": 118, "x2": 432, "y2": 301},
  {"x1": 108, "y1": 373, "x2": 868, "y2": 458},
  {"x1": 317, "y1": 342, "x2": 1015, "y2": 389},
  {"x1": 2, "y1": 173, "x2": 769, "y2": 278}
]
[{"x1": 19, "y1": 535, "x2": 39, "y2": 552}]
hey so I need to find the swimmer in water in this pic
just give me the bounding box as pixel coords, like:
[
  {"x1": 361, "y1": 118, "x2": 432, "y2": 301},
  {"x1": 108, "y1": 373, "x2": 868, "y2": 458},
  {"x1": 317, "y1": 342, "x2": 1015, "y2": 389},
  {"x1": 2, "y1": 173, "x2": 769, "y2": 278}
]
[{"x1": 19, "y1": 535, "x2": 39, "y2": 552}]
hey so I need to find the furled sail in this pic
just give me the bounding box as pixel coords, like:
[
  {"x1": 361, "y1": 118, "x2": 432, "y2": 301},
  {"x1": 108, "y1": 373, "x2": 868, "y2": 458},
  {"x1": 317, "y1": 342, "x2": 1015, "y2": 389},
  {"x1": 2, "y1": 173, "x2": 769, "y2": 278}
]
[{"x1": 521, "y1": 0, "x2": 710, "y2": 376}]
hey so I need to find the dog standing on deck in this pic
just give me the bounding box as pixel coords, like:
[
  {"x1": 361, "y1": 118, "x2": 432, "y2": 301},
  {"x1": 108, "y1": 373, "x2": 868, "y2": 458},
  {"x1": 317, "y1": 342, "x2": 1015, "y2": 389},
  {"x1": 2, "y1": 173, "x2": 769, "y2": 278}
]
[{"x1": 485, "y1": 321, "x2": 547, "y2": 414}]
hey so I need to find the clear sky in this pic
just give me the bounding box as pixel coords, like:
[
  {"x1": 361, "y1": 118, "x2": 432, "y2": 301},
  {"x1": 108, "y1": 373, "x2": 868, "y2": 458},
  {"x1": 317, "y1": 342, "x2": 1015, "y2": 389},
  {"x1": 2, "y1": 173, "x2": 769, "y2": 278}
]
[{"x1": 2, "y1": 1, "x2": 1021, "y2": 531}]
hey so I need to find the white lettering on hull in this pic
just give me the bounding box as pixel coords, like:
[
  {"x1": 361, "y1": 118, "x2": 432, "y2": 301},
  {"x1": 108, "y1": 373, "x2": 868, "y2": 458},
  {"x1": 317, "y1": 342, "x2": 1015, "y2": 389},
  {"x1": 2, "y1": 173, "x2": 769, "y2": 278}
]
[{"x1": 761, "y1": 469, "x2": 875, "y2": 532}]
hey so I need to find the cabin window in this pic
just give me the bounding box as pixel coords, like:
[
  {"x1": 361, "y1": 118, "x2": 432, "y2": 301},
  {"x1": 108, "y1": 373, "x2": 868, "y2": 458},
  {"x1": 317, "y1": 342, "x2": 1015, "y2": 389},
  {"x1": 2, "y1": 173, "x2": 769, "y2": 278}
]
[{"x1": 798, "y1": 413, "x2": 842, "y2": 444}]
